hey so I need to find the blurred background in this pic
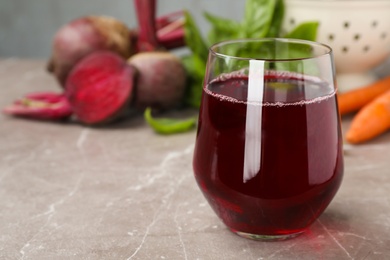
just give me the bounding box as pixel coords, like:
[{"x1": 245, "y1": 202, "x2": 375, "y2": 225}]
[
  {"x1": 0, "y1": 0, "x2": 389, "y2": 79},
  {"x1": 0, "y1": 0, "x2": 244, "y2": 58}
]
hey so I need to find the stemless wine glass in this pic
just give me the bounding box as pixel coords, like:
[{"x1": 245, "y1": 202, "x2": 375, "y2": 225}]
[{"x1": 193, "y1": 38, "x2": 344, "y2": 241}]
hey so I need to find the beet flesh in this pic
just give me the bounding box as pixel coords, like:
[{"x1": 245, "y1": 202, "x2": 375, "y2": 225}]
[
  {"x1": 128, "y1": 52, "x2": 186, "y2": 109},
  {"x1": 3, "y1": 92, "x2": 72, "y2": 120},
  {"x1": 48, "y1": 16, "x2": 133, "y2": 86},
  {"x1": 65, "y1": 51, "x2": 136, "y2": 125}
]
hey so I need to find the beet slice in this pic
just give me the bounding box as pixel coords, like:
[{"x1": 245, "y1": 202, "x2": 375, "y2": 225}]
[
  {"x1": 65, "y1": 51, "x2": 136, "y2": 125},
  {"x1": 2, "y1": 92, "x2": 72, "y2": 120}
]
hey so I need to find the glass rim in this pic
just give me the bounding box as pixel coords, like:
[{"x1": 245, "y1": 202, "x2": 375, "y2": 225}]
[{"x1": 209, "y1": 38, "x2": 333, "y2": 62}]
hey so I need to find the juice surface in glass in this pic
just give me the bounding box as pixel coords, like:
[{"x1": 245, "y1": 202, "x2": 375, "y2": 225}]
[{"x1": 193, "y1": 72, "x2": 343, "y2": 238}]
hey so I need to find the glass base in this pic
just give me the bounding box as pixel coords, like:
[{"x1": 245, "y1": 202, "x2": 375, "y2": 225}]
[{"x1": 231, "y1": 229, "x2": 304, "y2": 241}]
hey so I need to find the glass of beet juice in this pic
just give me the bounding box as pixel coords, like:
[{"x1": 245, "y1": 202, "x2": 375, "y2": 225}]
[{"x1": 193, "y1": 38, "x2": 344, "y2": 241}]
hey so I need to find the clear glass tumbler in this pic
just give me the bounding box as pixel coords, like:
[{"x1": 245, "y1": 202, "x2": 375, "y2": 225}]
[{"x1": 193, "y1": 38, "x2": 344, "y2": 241}]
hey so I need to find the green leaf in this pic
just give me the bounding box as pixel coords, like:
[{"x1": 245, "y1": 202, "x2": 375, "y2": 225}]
[
  {"x1": 182, "y1": 55, "x2": 205, "y2": 108},
  {"x1": 275, "y1": 21, "x2": 321, "y2": 75},
  {"x1": 182, "y1": 54, "x2": 205, "y2": 78},
  {"x1": 267, "y1": 0, "x2": 285, "y2": 37},
  {"x1": 284, "y1": 21, "x2": 319, "y2": 41},
  {"x1": 184, "y1": 11, "x2": 209, "y2": 61},
  {"x1": 204, "y1": 11, "x2": 241, "y2": 44},
  {"x1": 144, "y1": 107, "x2": 197, "y2": 135},
  {"x1": 241, "y1": 0, "x2": 277, "y2": 38}
]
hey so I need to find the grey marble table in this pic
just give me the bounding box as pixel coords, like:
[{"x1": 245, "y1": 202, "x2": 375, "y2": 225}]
[{"x1": 1, "y1": 59, "x2": 390, "y2": 260}]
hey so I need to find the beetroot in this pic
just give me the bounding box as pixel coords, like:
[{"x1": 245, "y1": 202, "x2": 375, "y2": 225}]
[
  {"x1": 65, "y1": 51, "x2": 136, "y2": 125},
  {"x1": 129, "y1": 0, "x2": 186, "y2": 110},
  {"x1": 129, "y1": 52, "x2": 186, "y2": 109},
  {"x1": 48, "y1": 16, "x2": 133, "y2": 86},
  {"x1": 4, "y1": 0, "x2": 189, "y2": 126},
  {"x1": 2, "y1": 92, "x2": 72, "y2": 120}
]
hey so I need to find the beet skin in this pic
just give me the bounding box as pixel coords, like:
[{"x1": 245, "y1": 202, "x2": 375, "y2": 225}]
[{"x1": 128, "y1": 52, "x2": 186, "y2": 110}]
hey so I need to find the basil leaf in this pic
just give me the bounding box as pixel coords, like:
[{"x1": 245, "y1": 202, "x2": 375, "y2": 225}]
[
  {"x1": 144, "y1": 107, "x2": 197, "y2": 135},
  {"x1": 267, "y1": 0, "x2": 285, "y2": 37},
  {"x1": 204, "y1": 11, "x2": 241, "y2": 44},
  {"x1": 284, "y1": 21, "x2": 319, "y2": 41},
  {"x1": 275, "y1": 22, "x2": 320, "y2": 75},
  {"x1": 184, "y1": 11, "x2": 209, "y2": 61},
  {"x1": 182, "y1": 55, "x2": 205, "y2": 108},
  {"x1": 241, "y1": 0, "x2": 277, "y2": 38}
]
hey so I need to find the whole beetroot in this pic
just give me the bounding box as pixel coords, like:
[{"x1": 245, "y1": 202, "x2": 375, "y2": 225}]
[
  {"x1": 128, "y1": 52, "x2": 186, "y2": 110},
  {"x1": 65, "y1": 51, "x2": 136, "y2": 125},
  {"x1": 48, "y1": 16, "x2": 134, "y2": 86}
]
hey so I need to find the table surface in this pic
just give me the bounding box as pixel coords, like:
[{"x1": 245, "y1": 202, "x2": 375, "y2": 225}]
[{"x1": 1, "y1": 59, "x2": 390, "y2": 260}]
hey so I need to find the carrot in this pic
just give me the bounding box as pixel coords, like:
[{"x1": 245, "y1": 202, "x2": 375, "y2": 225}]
[
  {"x1": 338, "y1": 76, "x2": 390, "y2": 115},
  {"x1": 346, "y1": 89, "x2": 390, "y2": 144}
]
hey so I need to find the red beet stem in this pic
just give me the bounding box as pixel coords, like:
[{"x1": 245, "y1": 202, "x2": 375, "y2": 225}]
[
  {"x1": 129, "y1": 12, "x2": 186, "y2": 51},
  {"x1": 157, "y1": 18, "x2": 184, "y2": 37},
  {"x1": 134, "y1": 0, "x2": 159, "y2": 51},
  {"x1": 157, "y1": 27, "x2": 185, "y2": 49},
  {"x1": 155, "y1": 11, "x2": 185, "y2": 49},
  {"x1": 155, "y1": 10, "x2": 184, "y2": 30}
]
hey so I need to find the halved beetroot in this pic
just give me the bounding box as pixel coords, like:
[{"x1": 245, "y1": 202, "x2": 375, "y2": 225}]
[
  {"x1": 47, "y1": 15, "x2": 134, "y2": 86},
  {"x1": 65, "y1": 51, "x2": 136, "y2": 125}
]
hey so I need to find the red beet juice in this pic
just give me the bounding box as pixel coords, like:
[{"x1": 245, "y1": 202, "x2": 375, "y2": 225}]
[{"x1": 193, "y1": 72, "x2": 343, "y2": 238}]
